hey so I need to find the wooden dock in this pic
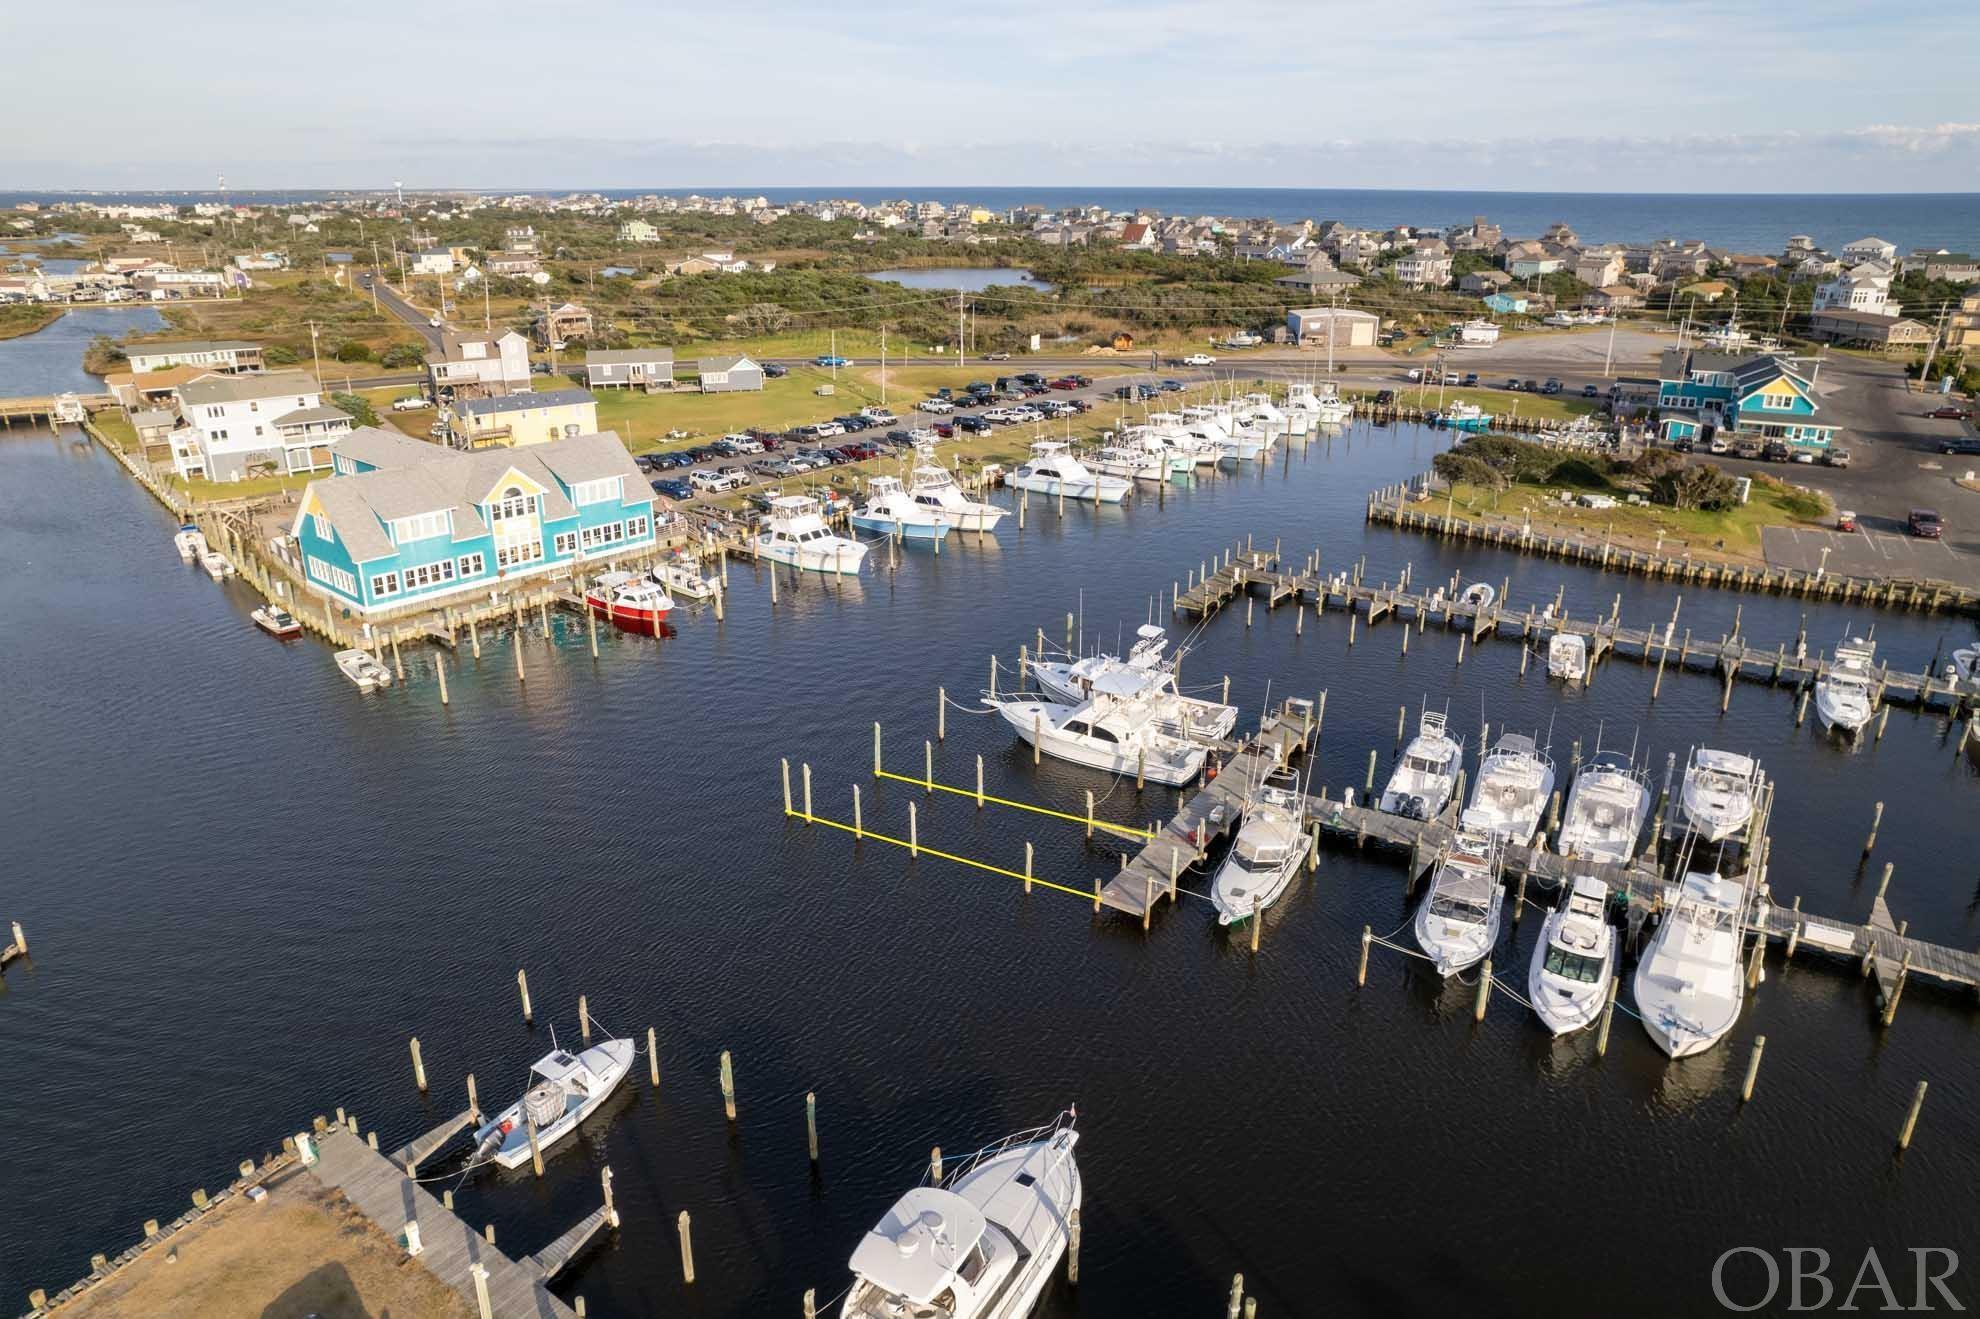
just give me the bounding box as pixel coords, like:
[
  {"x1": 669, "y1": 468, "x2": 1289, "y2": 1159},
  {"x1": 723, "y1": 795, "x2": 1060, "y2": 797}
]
[
  {"x1": 390, "y1": 1105, "x2": 482, "y2": 1175},
  {"x1": 529, "y1": 1196, "x2": 616, "y2": 1282},
  {"x1": 308, "y1": 1125, "x2": 581, "y2": 1318}
]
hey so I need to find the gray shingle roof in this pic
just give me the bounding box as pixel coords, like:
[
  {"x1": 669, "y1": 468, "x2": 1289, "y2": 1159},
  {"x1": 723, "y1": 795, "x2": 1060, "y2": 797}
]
[
  {"x1": 125, "y1": 338, "x2": 260, "y2": 357},
  {"x1": 274, "y1": 405, "x2": 352, "y2": 426},
  {"x1": 178, "y1": 370, "x2": 319, "y2": 406},
  {"x1": 586, "y1": 348, "x2": 674, "y2": 365},
  {"x1": 697, "y1": 355, "x2": 759, "y2": 372},
  {"x1": 458, "y1": 388, "x2": 594, "y2": 418},
  {"x1": 335, "y1": 425, "x2": 449, "y2": 470}
]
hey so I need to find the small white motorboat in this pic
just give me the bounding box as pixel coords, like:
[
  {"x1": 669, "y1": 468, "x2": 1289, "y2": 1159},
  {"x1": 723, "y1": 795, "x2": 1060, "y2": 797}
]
[
  {"x1": 1089, "y1": 444, "x2": 1170, "y2": 484},
  {"x1": 1815, "y1": 636, "x2": 1876, "y2": 734},
  {"x1": 1379, "y1": 709, "x2": 1463, "y2": 821},
  {"x1": 1460, "y1": 732, "x2": 1555, "y2": 847},
  {"x1": 471, "y1": 1036, "x2": 635, "y2": 1171},
  {"x1": 988, "y1": 683, "x2": 1206, "y2": 786},
  {"x1": 1456, "y1": 581, "x2": 1495, "y2": 612},
  {"x1": 252, "y1": 605, "x2": 302, "y2": 638},
  {"x1": 200, "y1": 549, "x2": 233, "y2": 580},
  {"x1": 652, "y1": 559, "x2": 719, "y2": 600},
  {"x1": 334, "y1": 648, "x2": 393, "y2": 691},
  {"x1": 1555, "y1": 751, "x2": 1650, "y2": 863},
  {"x1": 1413, "y1": 831, "x2": 1503, "y2": 977},
  {"x1": 1528, "y1": 876, "x2": 1615, "y2": 1035},
  {"x1": 1211, "y1": 766, "x2": 1311, "y2": 926},
  {"x1": 1948, "y1": 644, "x2": 1979, "y2": 686},
  {"x1": 1678, "y1": 748, "x2": 1760, "y2": 844},
  {"x1": 841, "y1": 1113, "x2": 1081, "y2": 1319},
  {"x1": 1547, "y1": 633, "x2": 1588, "y2": 682},
  {"x1": 1634, "y1": 872, "x2": 1747, "y2": 1058},
  {"x1": 173, "y1": 524, "x2": 207, "y2": 561}
]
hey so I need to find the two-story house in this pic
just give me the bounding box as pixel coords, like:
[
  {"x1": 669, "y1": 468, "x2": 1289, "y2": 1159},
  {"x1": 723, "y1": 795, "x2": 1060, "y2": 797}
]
[
  {"x1": 1393, "y1": 250, "x2": 1453, "y2": 289},
  {"x1": 585, "y1": 348, "x2": 676, "y2": 391},
  {"x1": 124, "y1": 339, "x2": 265, "y2": 375},
  {"x1": 619, "y1": 219, "x2": 660, "y2": 244},
  {"x1": 172, "y1": 371, "x2": 353, "y2": 481},
  {"x1": 1812, "y1": 263, "x2": 1896, "y2": 316},
  {"x1": 291, "y1": 426, "x2": 656, "y2": 616},
  {"x1": 409, "y1": 249, "x2": 456, "y2": 276},
  {"x1": 427, "y1": 329, "x2": 532, "y2": 400},
  {"x1": 448, "y1": 388, "x2": 599, "y2": 449},
  {"x1": 1655, "y1": 350, "x2": 1839, "y2": 451}
]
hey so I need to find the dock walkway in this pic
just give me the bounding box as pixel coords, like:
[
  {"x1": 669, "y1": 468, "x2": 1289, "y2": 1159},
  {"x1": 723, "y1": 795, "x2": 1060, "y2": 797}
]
[{"x1": 390, "y1": 1106, "x2": 481, "y2": 1175}]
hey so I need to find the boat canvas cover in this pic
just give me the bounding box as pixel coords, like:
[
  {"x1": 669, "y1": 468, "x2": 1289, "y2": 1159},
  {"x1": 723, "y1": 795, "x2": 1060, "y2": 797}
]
[
  {"x1": 849, "y1": 1187, "x2": 989, "y2": 1304},
  {"x1": 1693, "y1": 748, "x2": 1754, "y2": 778},
  {"x1": 1089, "y1": 668, "x2": 1150, "y2": 698}
]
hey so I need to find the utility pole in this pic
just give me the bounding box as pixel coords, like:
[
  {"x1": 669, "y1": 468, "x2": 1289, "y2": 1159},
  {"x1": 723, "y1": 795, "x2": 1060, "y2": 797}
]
[
  {"x1": 370, "y1": 239, "x2": 381, "y2": 315},
  {"x1": 1602, "y1": 314, "x2": 1617, "y2": 378},
  {"x1": 308, "y1": 321, "x2": 322, "y2": 383},
  {"x1": 483, "y1": 274, "x2": 491, "y2": 332},
  {"x1": 957, "y1": 290, "x2": 966, "y2": 365},
  {"x1": 1916, "y1": 302, "x2": 1951, "y2": 391}
]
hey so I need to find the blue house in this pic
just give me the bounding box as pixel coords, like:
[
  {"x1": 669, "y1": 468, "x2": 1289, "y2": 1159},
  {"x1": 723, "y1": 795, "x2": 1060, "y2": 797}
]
[
  {"x1": 1655, "y1": 350, "x2": 1839, "y2": 450},
  {"x1": 291, "y1": 426, "x2": 656, "y2": 615},
  {"x1": 1482, "y1": 291, "x2": 1530, "y2": 316}
]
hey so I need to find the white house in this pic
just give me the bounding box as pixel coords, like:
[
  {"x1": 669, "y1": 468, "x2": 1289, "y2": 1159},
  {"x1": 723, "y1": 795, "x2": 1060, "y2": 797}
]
[
  {"x1": 1840, "y1": 236, "x2": 1897, "y2": 267},
  {"x1": 1393, "y1": 251, "x2": 1453, "y2": 289},
  {"x1": 427, "y1": 330, "x2": 532, "y2": 399},
  {"x1": 1812, "y1": 263, "x2": 1896, "y2": 316},
  {"x1": 409, "y1": 249, "x2": 455, "y2": 276},
  {"x1": 619, "y1": 219, "x2": 660, "y2": 244},
  {"x1": 173, "y1": 371, "x2": 352, "y2": 481},
  {"x1": 125, "y1": 339, "x2": 265, "y2": 374}
]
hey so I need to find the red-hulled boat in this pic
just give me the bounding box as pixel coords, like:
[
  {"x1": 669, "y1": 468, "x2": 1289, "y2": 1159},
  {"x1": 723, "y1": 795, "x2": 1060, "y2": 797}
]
[{"x1": 584, "y1": 570, "x2": 675, "y2": 630}]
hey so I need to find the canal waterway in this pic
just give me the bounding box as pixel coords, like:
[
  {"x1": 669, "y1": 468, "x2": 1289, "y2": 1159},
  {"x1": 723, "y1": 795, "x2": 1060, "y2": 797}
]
[
  {"x1": 2, "y1": 423, "x2": 1977, "y2": 1316},
  {"x1": 0, "y1": 305, "x2": 165, "y2": 396},
  {"x1": 867, "y1": 266, "x2": 1053, "y2": 293}
]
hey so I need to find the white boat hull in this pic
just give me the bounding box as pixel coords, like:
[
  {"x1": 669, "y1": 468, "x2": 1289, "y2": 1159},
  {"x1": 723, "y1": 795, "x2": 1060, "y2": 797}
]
[
  {"x1": 1814, "y1": 687, "x2": 1872, "y2": 734},
  {"x1": 1007, "y1": 473, "x2": 1130, "y2": 503},
  {"x1": 994, "y1": 700, "x2": 1202, "y2": 785},
  {"x1": 758, "y1": 538, "x2": 868, "y2": 575},
  {"x1": 1211, "y1": 836, "x2": 1309, "y2": 925},
  {"x1": 1413, "y1": 894, "x2": 1502, "y2": 978},
  {"x1": 1030, "y1": 665, "x2": 1237, "y2": 742},
  {"x1": 479, "y1": 1039, "x2": 634, "y2": 1169},
  {"x1": 1528, "y1": 911, "x2": 1615, "y2": 1035}
]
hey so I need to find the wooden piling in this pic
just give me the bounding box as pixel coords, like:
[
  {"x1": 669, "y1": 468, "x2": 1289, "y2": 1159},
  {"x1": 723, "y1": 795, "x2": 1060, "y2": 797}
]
[
  {"x1": 1883, "y1": 951, "x2": 1912, "y2": 1026},
  {"x1": 930, "y1": 1145, "x2": 943, "y2": 1182},
  {"x1": 1876, "y1": 861, "x2": 1893, "y2": 904},
  {"x1": 1741, "y1": 1035, "x2": 1766, "y2": 1103},
  {"x1": 720, "y1": 1049, "x2": 737, "y2": 1122},
  {"x1": 579, "y1": 994, "x2": 591, "y2": 1043},
  {"x1": 526, "y1": 1115, "x2": 544, "y2": 1177},
  {"x1": 1067, "y1": 1207, "x2": 1081, "y2": 1285},
  {"x1": 512, "y1": 628, "x2": 525, "y2": 683},
  {"x1": 1863, "y1": 801, "x2": 1883, "y2": 856},
  {"x1": 806, "y1": 1091, "x2": 819, "y2": 1163},
  {"x1": 586, "y1": 601, "x2": 598, "y2": 657},
  {"x1": 1024, "y1": 842, "x2": 1033, "y2": 894},
  {"x1": 802, "y1": 762, "x2": 814, "y2": 823},
  {"x1": 648, "y1": 1028, "x2": 659, "y2": 1088},
  {"x1": 1595, "y1": 976, "x2": 1619, "y2": 1056},
  {"x1": 1357, "y1": 926, "x2": 1371, "y2": 986},
  {"x1": 1898, "y1": 1081, "x2": 1928, "y2": 1150},
  {"x1": 937, "y1": 688, "x2": 946, "y2": 741},
  {"x1": 1228, "y1": 1275, "x2": 1245, "y2": 1319},
  {"x1": 1473, "y1": 958, "x2": 1492, "y2": 1021},
  {"x1": 517, "y1": 969, "x2": 533, "y2": 1024},
  {"x1": 678, "y1": 1211, "x2": 696, "y2": 1283},
  {"x1": 1396, "y1": 705, "x2": 1406, "y2": 745},
  {"x1": 1365, "y1": 749, "x2": 1377, "y2": 794},
  {"x1": 924, "y1": 740, "x2": 934, "y2": 791},
  {"x1": 410, "y1": 1038, "x2": 427, "y2": 1092},
  {"x1": 909, "y1": 801, "x2": 919, "y2": 858}
]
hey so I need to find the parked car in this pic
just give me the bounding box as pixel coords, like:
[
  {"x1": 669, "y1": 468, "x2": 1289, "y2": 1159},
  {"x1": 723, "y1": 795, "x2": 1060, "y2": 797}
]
[
  {"x1": 529, "y1": 361, "x2": 551, "y2": 375},
  {"x1": 1937, "y1": 437, "x2": 1980, "y2": 456},
  {"x1": 816, "y1": 421, "x2": 846, "y2": 438},
  {"x1": 1909, "y1": 508, "x2": 1943, "y2": 538},
  {"x1": 727, "y1": 434, "x2": 764, "y2": 454},
  {"x1": 813, "y1": 354, "x2": 850, "y2": 367},
  {"x1": 861, "y1": 408, "x2": 898, "y2": 425},
  {"x1": 1541, "y1": 379, "x2": 1563, "y2": 395},
  {"x1": 1404, "y1": 367, "x2": 1424, "y2": 382},
  {"x1": 1113, "y1": 385, "x2": 1135, "y2": 400},
  {"x1": 1761, "y1": 441, "x2": 1792, "y2": 462},
  {"x1": 1733, "y1": 438, "x2": 1765, "y2": 460},
  {"x1": 1049, "y1": 377, "x2": 1079, "y2": 390},
  {"x1": 1707, "y1": 436, "x2": 1731, "y2": 455},
  {"x1": 390, "y1": 396, "x2": 428, "y2": 412},
  {"x1": 920, "y1": 398, "x2": 954, "y2": 414},
  {"x1": 1923, "y1": 405, "x2": 1973, "y2": 420},
  {"x1": 687, "y1": 444, "x2": 722, "y2": 462},
  {"x1": 1178, "y1": 353, "x2": 1214, "y2": 366},
  {"x1": 1441, "y1": 372, "x2": 1461, "y2": 386},
  {"x1": 1581, "y1": 384, "x2": 1601, "y2": 398},
  {"x1": 1159, "y1": 379, "x2": 1185, "y2": 392},
  {"x1": 1461, "y1": 373, "x2": 1479, "y2": 387},
  {"x1": 933, "y1": 422, "x2": 955, "y2": 438},
  {"x1": 689, "y1": 469, "x2": 732, "y2": 492},
  {"x1": 1836, "y1": 509, "x2": 1857, "y2": 532},
  {"x1": 748, "y1": 460, "x2": 782, "y2": 478},
  {"x1": 1669, "y1": 438, "x2": 1695, "y2": 453},
  {"x1": 1374, "y1": 389, "x2": 1395, "y2": 406},
  {"x1": 1523, "y1": 380, "x2": 1541, "y2": 392},
  {"x1": 1822, "y1": 447, "x2": 1851, "y2": 467},
  {"x1": 956, "y1": 415, "x2": 992, "y2": 433},
  {"x1": 763, "y1": 362, "x2": 788, "y2": 378},
  {"x1": 1065, "y1": 398, "x2": 1092, "y2": 413},
  {"x1": 651, "y1": 478, "x2": 694, "y2": 499},
  {"x1": 1503, "y1": 377, "x2": 1522, "y2": 390}
]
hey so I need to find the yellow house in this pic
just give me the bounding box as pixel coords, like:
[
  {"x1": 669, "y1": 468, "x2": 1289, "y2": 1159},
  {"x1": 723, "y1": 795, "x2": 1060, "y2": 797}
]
[
  {"x1": 969, "y1": 208, "x2": 996, "y2": 225},
  {"x1": 451, "y1": 388, "x2": 600, "y2": 449}
]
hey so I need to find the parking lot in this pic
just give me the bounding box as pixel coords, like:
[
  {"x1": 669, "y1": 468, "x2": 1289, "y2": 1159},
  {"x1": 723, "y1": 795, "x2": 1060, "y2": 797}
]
[{"x1": 1761, "y1": 523, "x2": 1980, "y2": 591}]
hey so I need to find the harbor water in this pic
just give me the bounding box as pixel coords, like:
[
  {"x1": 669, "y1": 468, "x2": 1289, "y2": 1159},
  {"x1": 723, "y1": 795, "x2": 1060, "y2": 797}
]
[
  {"x1": 2, "y1": 423, "x2": 1977, "y2": 1315},
  {"x1": 0, "y1": 305, "x2": 164, "y2": 397}
]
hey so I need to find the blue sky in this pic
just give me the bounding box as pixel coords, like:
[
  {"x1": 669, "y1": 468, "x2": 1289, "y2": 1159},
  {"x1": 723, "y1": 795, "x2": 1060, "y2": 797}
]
[{"x1": 7, "y1": 0, "x2": 1979, "y2": 191}]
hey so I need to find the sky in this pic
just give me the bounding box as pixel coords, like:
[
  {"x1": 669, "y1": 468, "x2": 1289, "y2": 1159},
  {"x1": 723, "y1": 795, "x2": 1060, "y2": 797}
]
[{"x1": 7, "y1": 0, "x2": 1980, "y2": 192}]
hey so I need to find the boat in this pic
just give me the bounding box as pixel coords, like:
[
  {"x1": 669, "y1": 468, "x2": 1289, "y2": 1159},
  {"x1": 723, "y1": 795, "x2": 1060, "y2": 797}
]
[
  {"x1": 584, "y1": 569, "x2": 674, "y2": 629},
  {"x1": 1412, "y1": 831, "x2": 1503, "y2": 977},
  {"x1": 907, "y1": 449, "x2": 1006, "y2": 532},
  {"x1": 756, "y1": 494, "x2": 868, "y2": 575},
  {"x1": 334, "y1": 648, "x2": 393, "y2": 691},
  {"x1": 652, "y1": 558, "x2": 719, "y2": 600},
  {"x1": 1678, "y1": 748, "x2": 1760, "y2": 844},
  {"x1": 1030, "y1": 626, "x2": 1237, "y2": 742},
  {"x1": 199, "y1": 549, "x2": 233, "y2": 580},
  {"x1": 1527, "y1": 875, "x2": 1615, "y2": 1035},
  {"x1": 988, "y1": 683, "x2": 1206, "y2": 786},
  {"x1": 1285, "y1": 381, "x2": 1354, "y2": 426},
  {"x1": 1088, "y1": 444, "x2": 1169, "y2": 484},
  {"x1": 1634, "y1": 871, "x2": 1747, "y2": 1058},
  {"x1": 1005, "y1": 442, "x2": 1130, "y2": 503},
  {"x1": 1547, "y1": 633, "x2": 1588, "y2": 682},
  {"x1": 173, "y1": 524, "x2": 207, "y2": 560},
  {"x1": 1555, "y1": 751, "x2": 1650, "y2": 863},
  {"x1": 1815, "y1": 636, "x2": 1876, "y2": 734},
  {"x1": 852, "y1": 475, "x2": 952, "y2": 542},
  {"x1": 1456, "y1": 582, "x2": 1495, "y2": 611},
  {"x1": 1460, "y1": 732, "x2": 1555, "y2": 847},
  {"x1": 251, "y1": 605, "x2": 302, "y2": 638},
  {"x1": 470, "y1": 1036, "x2": 635, "y2": 1171},
  {"x1": 840, "y1": 1114, "x2": 1081, "y2": 1319},
  {"x1": 1378, "y1": 710, "x2": 1463, "y2": 821},
  {"x1": 1434, "y1": 401, "x2": 1493, "y2": 431},
  {"x1": 1948, "y1": 644, "x2": 1979, "y2": 686},
  {"x1": 1211, "y1": 766, "x2": 1311, "y2": 926}
]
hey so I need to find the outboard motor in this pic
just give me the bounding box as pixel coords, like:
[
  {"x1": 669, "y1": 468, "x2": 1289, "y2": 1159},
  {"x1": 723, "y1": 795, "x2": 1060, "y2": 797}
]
[{"x1": 474, "y1": 1118, "x2": 514, "y2": 1161}]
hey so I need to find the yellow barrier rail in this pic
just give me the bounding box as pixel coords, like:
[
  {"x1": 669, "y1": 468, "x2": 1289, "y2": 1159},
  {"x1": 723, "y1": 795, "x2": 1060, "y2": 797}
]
[
  {"x1": 787, "y1": 807, "x2": 1096, "y2": 903},
  {"x1": 872, "y1": 768, "x2": 1158, "y2": 842}
]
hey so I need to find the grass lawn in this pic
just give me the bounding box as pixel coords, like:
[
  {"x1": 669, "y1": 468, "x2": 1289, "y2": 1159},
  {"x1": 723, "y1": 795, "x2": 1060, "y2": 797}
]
[
  {"x1": 1353, "y1": 384, "x2": 1601, "y2": 425},
  {"x1": 1434, "y1": 468, "x2": 1830, "y2": 562},
  {"x1": 154, "y1": 271, "x2": 425, "y2": 366},
  {"x1": 90, "y1": 408, "x2": 138, "y2": 451},
  {"x1": 172, "y1": 470, "x2": 316, "y2": 504}
]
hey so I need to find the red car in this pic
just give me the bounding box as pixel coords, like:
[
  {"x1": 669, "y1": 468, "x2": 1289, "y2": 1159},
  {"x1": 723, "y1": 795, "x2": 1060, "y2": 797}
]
[
  {"x1": 933, "y1": 422, "x2": 954, "y2": 438},
  {"x1": 1049, "y1": 377, "x2": 1078, "y2": 390},
  {"x1": 1923, "y1": 405, "x2": 1973, "y2": 420}
]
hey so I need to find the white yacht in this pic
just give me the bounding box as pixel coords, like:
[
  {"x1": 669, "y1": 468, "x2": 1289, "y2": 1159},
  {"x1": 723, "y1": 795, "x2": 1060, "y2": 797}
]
[
  {"x1": 200, "y1": 548, "x2": 233, "y2": 580},
  {"x1": 907, "y1": 450, "x2": 1006, "y2": 533},
  {"x1": 1030, "y1": 627, "x2": 1237, "y2": 743},
  {"x1": 1088, "y1": 444, "x2": 1169, "y2": 484},
  {"x1": 1379, "y1": 710, "x2": 1464, "y2": 821},
  {"x1": 1528, "y1": 876, "x2": 1615, "y2": 1035},
  {"x1": 1678, "y1": 748, "x2": 1760, "y2": 844},
  {"x1": 1211, "y1": 766, "x2": 1311, "y2": 926},
  {"x1": 1461, "y1": 732, "x2": 1555, "y2": 847},
  {"x1": 471, "y1": 1036, "x2": 635, "y2": 1170},
  {"x1": 1005, "y1": 442, "x2": 1130, "y2": 503},
  {"x1": 1815, "y1": 636, "x2": 1876, "y2": 734},
  {"x1": 1634, "y1": 872, "x2": 1747, "y2": 1058},
  {"x1": 988, "y1": 684, "x2": 1206, "y2": 786},
  {"x1": 852, "y1": 475, "x2": 952, "y2": 542},
  {"x1": 1285, "y1": 381, "x2": 1353, "y2": 426},
  {"x1": 1412, "y1": 831, "x2": 1503, "y2": 977},
  {"x1": 756, "y1": 494, "x2": 868, "y2": 575},
  {"x1": 1555, "y1": 752, "x2": 1650, "y2": 863},
  {"x1": 1547, "y1": 633, "x2": 1588, "y2": 682},
  {"x1": 841, "y1": 1115, "x2": 1081, "y2": 1319}
]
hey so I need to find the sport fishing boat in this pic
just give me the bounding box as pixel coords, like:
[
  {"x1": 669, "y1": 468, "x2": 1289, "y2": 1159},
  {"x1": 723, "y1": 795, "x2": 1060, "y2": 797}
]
[
  {"x1": 1211, "y1": 766, "x2": 1311, "y2": 926},
  {"x1": 584, "y1": 570, "x2": 674, "y2": 629},
  {"x1": 652, "y1": 558, "x2": 719, "y2": 600},
  {"x1": 1555, "y1": 751, "x2": 1650, "y2": 863},
  {"x1": 1634, "y1": 872, "x2": 1747, "y2": 1058},
  {"x1": 251, "y1": 605, "x2": 302, "y2": 638},
  {"x1": 1379, "y1": 710, "x2": 1463, "y2": 821},
  {"x1": 908, "y1": 448, "x2": 1007, "y2": 532},
  {"x1": 1460, "y1": 732, "x2": 1555, "y2": 847},
  {"x1": 852, "y1": 475, "x2": 952, "y2": 542},
  {"x1": 1527, "y1": 875, "x2": 1615, "y2": 1035},
  {"x1": 1434, "y1": 401, "x2": 1493, "y2": 431},
  {"x1": 840, "y1": 1113, "x2": 1081, "y2": 1319},
  {"x1": 334, "y1": 648, "x2": 393, "y2": 691},
  {"x1": 756, "y1": 494, "x2": 868, "y2": 575},
  {"x1": 1815, "y1": 636, "x2": 1876, "y2": 735},
  {"x1": 1088, "y1": 444, "x2": 1169, "y2": 484},
  {"x1": 1285, "y1": 381, "x2": 1354, "y2": 426},
  {"x1": 1547, "y1": 633, "x2": 1588, "y2": 682},
  {"x1": 988, "y1": 683, "x2": 1206, "y2": 786},
  {"x1": 1412, "y1": 831, "x2": 1503, "y2": 977},
  {"x1": 173, "y1": 524, "x2": 207, "y2": 561},
  {"x1": 471, "y1": 1035, "x2": 635, "y2": 1171},
  {"x1": 1678, "y1": 748, "x2": 1761, "y2": 843},
  {"x1": 1005, "y1": 442, "x2": 1130, "y2": 503},
  {"x1": 1030, "y1": 626, "x2": 1238, "y2": 743}
]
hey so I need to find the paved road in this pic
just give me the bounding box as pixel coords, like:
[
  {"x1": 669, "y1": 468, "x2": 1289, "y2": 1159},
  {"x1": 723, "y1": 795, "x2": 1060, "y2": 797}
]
[{"x1": 358, "y1": 273, "x2": 443, "y2": 348}]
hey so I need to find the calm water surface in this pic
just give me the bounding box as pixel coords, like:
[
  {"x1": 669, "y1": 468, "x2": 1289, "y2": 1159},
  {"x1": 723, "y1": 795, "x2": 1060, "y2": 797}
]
[
  {"x1": 3, "y1": 425, "x2": 1978, "y2": 1316},
  {"x1": 867, "y1": 267, "x2": 1053, "y2": 293},
  {"x1": 0, "y1": 305, "x2": 165, "y2": 396}
]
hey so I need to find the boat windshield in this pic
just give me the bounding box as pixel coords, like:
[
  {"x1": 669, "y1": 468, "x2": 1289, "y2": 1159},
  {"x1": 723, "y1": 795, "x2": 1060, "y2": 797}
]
[
  {"x1": 1404, "y1": 753, "x2": 1449, "y2": 775},
  {"x1": 1543, "y1": 944, "x2": 1605, "y2": 983},
  {"x1": 1233, "y1": 843, "x2": 1288, "y2": 871},
  {"x1": 1429, "y1": 892, "x2": 1488, "y2": 923}
]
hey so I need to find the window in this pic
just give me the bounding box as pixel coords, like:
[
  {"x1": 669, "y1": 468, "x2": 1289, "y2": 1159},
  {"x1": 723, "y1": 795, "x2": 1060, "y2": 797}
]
[
  {"x1": 401, "y1": 559, "x2": 456, "y2": 591},
  {"x1": 490, "y1": 489, "x2": 535, "y2": 521},
  {"x1": 553, "y1": 531, "x2": 579, "y2": 555},
  {"x1": 581, "y1": 521, "x2": 628, "y2": 549},
  {"x1": 497, "y1": 539, "x2": 541, "y2": 568},
  {"x1": 627, "y1": 515, "x2": 649, "y2": 540},
  {"x1": 457, "y1": 552, "x2": 485, "y2": 577},
  {"x1": 370, "y1": 571, "x2": 400, "y2": 598},
  {"x1": 306, "y1": 555, "x2": 357, "y2": 596},
  {"x1": 393, "y1": 510, "x2": 451, "y2": 543},
  {"x1": 570, "y1": 477, "x2": 621, "y2": 506},
  {"x1": 311, "y1": 512, "x2": 329, "y2": 540}
]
